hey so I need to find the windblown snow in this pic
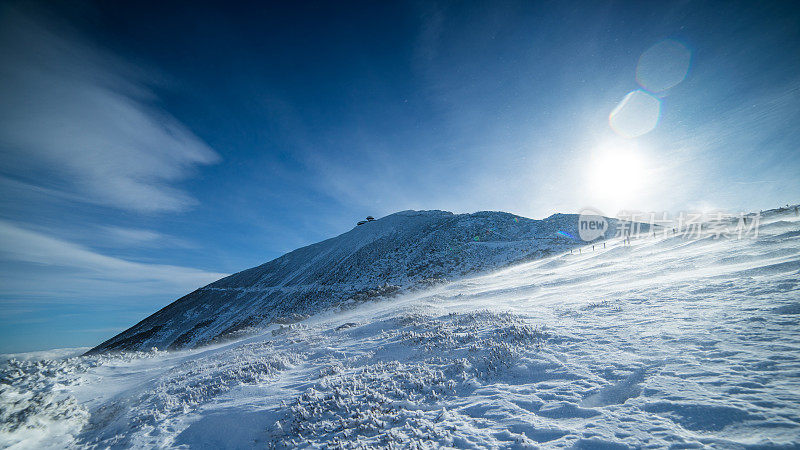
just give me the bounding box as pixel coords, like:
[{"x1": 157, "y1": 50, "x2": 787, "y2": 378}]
[
  {"x1": 87, "y1": 210, "x2": 621, "y2": 353},
  {"x1": 2, "y1": 208, "x2": 799, "y2": 448}
]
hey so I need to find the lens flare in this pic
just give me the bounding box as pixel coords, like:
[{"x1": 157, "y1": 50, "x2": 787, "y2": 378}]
[
  {"x1": 609, "y1": 89, "x2": 661, "y2": 138},
  {"x1": 636, "y1": 39, "x2": 692, "y2": 93}
]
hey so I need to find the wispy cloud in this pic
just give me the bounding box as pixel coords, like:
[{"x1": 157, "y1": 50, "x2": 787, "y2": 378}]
[
  {"x1": 99, "y1": 226, "x2": 165, "y2": 245},
  {"x1": 0, "y1": 7, "x2": 219, "y2": 213},
  {"x1": 0, "y1": 220, "x2": 227, "y2": 299},
  {"x1": 97, "y1": 225, "x2": 196, "y2": 248}
]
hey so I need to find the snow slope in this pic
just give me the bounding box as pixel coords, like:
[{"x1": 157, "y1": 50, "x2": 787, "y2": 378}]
[
  {"x1": 2, "y1": 207, "x2": 799, "y2": 448},
  {"x1": 88, "y1": 210, "x2": 622, "y2": 353}
]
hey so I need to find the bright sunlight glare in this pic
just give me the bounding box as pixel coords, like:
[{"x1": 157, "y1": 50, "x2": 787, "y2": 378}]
[{"x1": 586, "y1": 140, "x2": 648, "y2": 210}]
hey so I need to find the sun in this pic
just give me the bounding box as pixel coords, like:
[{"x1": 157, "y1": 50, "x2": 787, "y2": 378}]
[{"x1": 586, "y1": 140, "x2": 648, "y2": 209}]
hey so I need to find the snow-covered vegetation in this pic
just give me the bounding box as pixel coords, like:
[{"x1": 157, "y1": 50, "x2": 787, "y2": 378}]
[{"x1": 2, "y1": 208, "x2": 799, "y2": 448}]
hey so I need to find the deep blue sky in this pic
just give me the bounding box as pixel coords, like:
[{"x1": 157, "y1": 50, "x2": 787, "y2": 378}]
[{"x1": 1, "y1": 1, "x2": 798, "y2": 352}]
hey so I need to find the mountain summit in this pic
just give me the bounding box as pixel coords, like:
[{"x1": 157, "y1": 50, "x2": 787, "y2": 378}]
[{"x1": 88, "y1": 210, "x2": 616, "y2": 353}]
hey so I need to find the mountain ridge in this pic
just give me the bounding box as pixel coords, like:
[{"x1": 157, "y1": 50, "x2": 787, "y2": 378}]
[{"x1": 87, "y1": 210, "x2": 620, "y2": 354}]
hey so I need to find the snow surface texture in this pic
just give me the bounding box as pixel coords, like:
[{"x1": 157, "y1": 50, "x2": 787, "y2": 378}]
[
  {"x1": 88, "y1": 211, "x2": 624, "y2": 353},
  {"x1": 2, "y1": 207, "x2": 799, "y2": 448}
]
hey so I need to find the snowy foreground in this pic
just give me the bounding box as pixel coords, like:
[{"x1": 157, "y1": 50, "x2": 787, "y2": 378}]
[{"x1": 2, "y1": 214, "x2": 800, "y2": 448}]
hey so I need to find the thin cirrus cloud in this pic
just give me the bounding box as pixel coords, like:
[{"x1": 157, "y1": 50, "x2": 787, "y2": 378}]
[
  {"x1": 0, "y1": 8, "x2": 219, "y2": 213},
  {"x1": 0, "y1": 220, "x2": 227, "y2": 300},
  {"x1": 97, "y1": 225, "x2": 196, "y2": 249}
]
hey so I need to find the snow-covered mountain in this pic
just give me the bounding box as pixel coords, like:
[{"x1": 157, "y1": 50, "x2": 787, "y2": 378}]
[
  {"x1": 2, "y1": 206, "x2": 798, "y2": 448},
  {"x1": 88, "y1": 210, "x2": 620, "y2": 353}
]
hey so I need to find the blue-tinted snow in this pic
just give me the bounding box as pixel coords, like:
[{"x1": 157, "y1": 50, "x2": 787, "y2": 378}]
[{"x1": 2, "y1": 208, "x2": 799, "y2": 448}]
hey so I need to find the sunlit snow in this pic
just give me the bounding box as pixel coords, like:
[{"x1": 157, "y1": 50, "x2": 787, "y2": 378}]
[{"x1": 2, "y1": 208, "x2": 799, "y2": 448}]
